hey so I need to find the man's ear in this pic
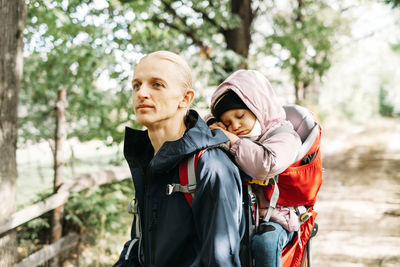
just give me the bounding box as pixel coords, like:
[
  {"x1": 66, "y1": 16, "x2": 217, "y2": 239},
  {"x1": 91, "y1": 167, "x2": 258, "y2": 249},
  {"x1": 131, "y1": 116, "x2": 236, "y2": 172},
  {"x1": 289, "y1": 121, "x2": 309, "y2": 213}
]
[{"x1": 179, "y1": 89, "x2": 195, "y2": 108}]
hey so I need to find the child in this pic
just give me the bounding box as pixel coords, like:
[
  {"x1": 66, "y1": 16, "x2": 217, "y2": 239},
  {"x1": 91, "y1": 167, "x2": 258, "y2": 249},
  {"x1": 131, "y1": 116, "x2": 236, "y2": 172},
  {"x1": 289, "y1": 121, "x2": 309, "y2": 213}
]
[{"x1": 207, "y1": 69, "x2": 302, "y2": 267}]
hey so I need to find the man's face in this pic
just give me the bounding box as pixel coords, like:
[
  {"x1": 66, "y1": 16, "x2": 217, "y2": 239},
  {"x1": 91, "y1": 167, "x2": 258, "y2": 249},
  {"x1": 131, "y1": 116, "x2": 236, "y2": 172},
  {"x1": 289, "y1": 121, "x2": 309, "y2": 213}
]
[{"x1": 131, "y1": 56, "x2": 186, "y2": 128}]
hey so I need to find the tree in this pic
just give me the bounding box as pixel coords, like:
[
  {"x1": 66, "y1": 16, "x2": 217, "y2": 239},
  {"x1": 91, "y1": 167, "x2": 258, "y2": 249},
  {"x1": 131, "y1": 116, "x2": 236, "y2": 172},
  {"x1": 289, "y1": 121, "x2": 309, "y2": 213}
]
[
  {"x1": 118, "y1": 0, "x2": 259, "y2": 83},
  {"x1": 384, "y1": 0, "x2": 400, "y2": 7},
  {"x1": 260, "y1": 0, "x2": 345, "y2": 104},
  {"x1": 0, "y1": 0, "x2": 26, "y2": 265},
  {"x1": 21, "y1": 0, "x2": 137, "y2": 147},
  {"x1": 20, "y1": 0, "x2": 346, "y2": 152},
  {"x1": 117, "y1": 0, "x2": 344, "y2": 103}
]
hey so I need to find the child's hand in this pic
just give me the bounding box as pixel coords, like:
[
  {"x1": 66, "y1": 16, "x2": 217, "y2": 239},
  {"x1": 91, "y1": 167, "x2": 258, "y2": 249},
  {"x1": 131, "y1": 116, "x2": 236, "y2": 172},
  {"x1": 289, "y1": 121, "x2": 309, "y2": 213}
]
[
  {"x1": 209, "y1": 122, "x2": 239, "y2": 147},
  {"x1": 209, "y1": 122, "x2": 227, "y2": 131}
]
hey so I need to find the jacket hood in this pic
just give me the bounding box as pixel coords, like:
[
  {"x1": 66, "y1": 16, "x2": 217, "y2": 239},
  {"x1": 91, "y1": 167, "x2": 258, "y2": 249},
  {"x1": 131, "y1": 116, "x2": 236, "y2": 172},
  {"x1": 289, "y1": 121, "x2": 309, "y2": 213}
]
[
  {"x1": 210, "y1": 69, "x2": 286, "y2": 135},
  {"x1": 124, "y1": 109, "x2": 229, "y2": 175}
]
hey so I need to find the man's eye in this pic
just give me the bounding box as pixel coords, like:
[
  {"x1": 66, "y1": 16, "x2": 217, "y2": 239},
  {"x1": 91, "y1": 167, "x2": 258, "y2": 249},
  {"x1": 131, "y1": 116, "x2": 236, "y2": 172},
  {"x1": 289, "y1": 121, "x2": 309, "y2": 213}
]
[
  {"x1": 154, "y1": 82, "x2": 162, "y2": 87},
  {"x1": 133, "y1": 83, "x2": 140, "y2": 90}
]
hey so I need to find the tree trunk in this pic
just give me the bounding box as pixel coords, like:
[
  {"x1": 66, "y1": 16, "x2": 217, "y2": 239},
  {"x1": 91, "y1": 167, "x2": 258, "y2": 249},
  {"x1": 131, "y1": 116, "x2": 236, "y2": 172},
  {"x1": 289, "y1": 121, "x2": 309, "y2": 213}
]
[
  {"x1": 0, "y1": 0, "x2": 26, "y2": 266},
  {"x1": 293, "y1": 0, "x2": 309, "y2": 105},
  {"x1": 51, "y1": 88, "x2": 67, "y2": 267},
  {"x1": 296, "y1": 0, "x2": 303, "y2": 22},
  {"x1": 223, "y1": 0, "x2": 253, "y2": 69},
  {"x1": 295, "y1": 80, "x2": 306, "y2": 105}
]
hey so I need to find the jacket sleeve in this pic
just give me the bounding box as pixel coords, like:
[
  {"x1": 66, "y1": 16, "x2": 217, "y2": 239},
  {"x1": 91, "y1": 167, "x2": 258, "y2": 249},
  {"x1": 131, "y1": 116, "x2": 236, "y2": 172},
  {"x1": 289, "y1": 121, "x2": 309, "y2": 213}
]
[
  {"x1": 230, "y1": 131, "x2": 301, "y2": 180},
  {"x1": 191, "y1": 148, "x2": 243, "y2": 267}
]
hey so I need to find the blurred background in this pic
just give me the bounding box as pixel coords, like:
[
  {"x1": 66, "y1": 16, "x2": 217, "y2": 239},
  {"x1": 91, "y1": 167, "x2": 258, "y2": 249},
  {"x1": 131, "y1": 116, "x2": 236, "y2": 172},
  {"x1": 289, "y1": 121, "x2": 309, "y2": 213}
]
[{"x1": 1, "y1": 0, "x2": 399, "y2": 266}]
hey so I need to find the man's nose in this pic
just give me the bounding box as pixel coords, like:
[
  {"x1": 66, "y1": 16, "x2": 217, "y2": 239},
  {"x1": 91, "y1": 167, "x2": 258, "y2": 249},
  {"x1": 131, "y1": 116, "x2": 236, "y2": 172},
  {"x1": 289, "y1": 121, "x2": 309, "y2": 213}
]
[{"x1": 136, "y1": 84, "x2": 150, "y2": 99}]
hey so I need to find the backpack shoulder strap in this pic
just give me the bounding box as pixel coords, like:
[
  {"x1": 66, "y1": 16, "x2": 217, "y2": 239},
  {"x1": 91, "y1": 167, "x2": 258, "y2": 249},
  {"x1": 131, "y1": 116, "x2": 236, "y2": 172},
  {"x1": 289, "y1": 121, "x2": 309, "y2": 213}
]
[
  {"x1": 266, "y1": 123, "x2": 299, "y2": 140},
  {"x1": 178, "y1": 149, "x2": 205, "y2": 206},
  {"x1": 165, "y1": 149, "x2": 206, "y2": 206},
  {"x1": 166, "y1": 144, "x2": 230, "y2": 207}
]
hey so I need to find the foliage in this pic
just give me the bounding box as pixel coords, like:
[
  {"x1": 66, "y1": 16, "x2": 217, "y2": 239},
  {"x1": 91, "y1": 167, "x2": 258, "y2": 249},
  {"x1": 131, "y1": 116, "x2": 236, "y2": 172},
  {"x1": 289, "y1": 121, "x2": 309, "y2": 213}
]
[
  {"x1": 379, "y1": 86, "x2": 395, "y2": 117},
  {"x1": 17, "y1": 179, "x2": 134, "y2": 257},
  {"x1": 16, "y1": 190, "x2": 54, "y2": 261},
  {"x1": 17, "y1": 212, "x2": 52, "y2": 244},
  {"x1": 19, "y1": 0, "x2": 351, "y2": 150},
  {"x1": 63, "y1": 179, "x2": 134, "y2": 244},
  {"x1": 20, "y1": 0, "x2": 137, "y2": 146},
  {"x1": 114, "y1": 0, "x2": 346, "y2": 102},
  {"x1": 116, "y1": 0, "x2": 345, "y2": 103},
  {"x1": 384, "y1": 0, "x2": 400, "y2": 8},
  {"x1": 116, "y1": 0, "x2": 249, "y2": 84},
  {"x1": 20, "y1": 0, "x2": 348, "y2": 147},
  {"x1": 384, "y1": 0, "x2": 400, "y2": 55},
  {"x1": 261, "y1": 0, "x2": 346, "y2": 104},
  {"x1": 19, "y1": 0, "x2": 255, "y2": 148}
]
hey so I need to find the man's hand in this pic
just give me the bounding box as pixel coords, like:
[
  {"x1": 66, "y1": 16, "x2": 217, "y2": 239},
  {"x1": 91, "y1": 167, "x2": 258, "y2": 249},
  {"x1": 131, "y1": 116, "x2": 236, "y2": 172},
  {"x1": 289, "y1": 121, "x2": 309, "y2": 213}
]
[{"x1": 209, "y1": 122, "x2": 239, "y2": 147}]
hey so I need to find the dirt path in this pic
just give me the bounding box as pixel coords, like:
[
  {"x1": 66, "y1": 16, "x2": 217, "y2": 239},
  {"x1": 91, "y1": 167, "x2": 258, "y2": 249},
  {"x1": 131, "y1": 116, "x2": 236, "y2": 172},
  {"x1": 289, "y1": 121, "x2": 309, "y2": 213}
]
[{"x1": 313, "y1": 118, "x2": 400, "y2": 266}]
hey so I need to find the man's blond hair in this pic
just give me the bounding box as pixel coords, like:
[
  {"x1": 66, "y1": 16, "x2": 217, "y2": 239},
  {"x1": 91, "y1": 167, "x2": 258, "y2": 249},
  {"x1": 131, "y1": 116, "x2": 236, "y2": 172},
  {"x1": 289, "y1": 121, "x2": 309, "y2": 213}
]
[{"x1": 141, "y1": 51, "x2": 192, "y2": 92}]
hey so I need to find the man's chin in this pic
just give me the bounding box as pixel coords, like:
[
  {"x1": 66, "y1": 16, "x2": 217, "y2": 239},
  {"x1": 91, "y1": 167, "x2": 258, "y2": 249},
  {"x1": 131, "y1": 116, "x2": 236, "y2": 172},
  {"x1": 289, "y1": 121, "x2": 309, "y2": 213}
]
[{"x1": 136, "y1": 115, "x2": 153, "y2": 126}]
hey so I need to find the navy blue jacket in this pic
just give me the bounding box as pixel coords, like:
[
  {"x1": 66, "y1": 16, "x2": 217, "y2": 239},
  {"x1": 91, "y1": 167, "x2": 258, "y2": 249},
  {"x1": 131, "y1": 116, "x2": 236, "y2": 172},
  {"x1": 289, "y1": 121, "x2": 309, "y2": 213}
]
[{"x1": 114, "y1": 110, "x2": 243, "y2": 267}]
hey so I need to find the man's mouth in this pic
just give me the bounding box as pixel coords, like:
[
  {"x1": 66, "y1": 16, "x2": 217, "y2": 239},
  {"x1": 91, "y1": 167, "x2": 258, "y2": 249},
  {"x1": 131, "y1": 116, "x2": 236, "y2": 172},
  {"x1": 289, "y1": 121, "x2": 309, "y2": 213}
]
[{"x1": 136, "y1": 104, "x2": 154, "y2": 111}]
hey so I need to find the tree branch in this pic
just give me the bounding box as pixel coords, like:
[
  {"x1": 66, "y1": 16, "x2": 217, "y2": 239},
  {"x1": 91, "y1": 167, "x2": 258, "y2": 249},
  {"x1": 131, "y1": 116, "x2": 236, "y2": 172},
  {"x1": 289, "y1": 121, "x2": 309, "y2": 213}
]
[
  {"x1": 156, "y1": 0, "x2": 234, "y2": 76},
  {"x1": 160, "y1": 0, "x2": 190, "y2": 31},
  {"x1": 159, "y1": 0, "x2": 213, "y2": 59},
  {"x1": 190, "y1": 2, "x2": 226, "y2": 33},
  {"x1": 151, "y1": 15, "x2": 205, "y2": 49}
]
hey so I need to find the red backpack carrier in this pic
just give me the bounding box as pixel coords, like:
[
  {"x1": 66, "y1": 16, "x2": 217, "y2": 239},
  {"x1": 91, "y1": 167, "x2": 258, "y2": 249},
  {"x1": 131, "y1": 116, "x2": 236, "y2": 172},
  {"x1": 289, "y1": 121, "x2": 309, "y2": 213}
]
[
  {"x1": 168, "y1": 104, "x2": 322, "y2": 267},
  {"x1": 271, "y1": 105, "x2": 322, "y2": 267}
]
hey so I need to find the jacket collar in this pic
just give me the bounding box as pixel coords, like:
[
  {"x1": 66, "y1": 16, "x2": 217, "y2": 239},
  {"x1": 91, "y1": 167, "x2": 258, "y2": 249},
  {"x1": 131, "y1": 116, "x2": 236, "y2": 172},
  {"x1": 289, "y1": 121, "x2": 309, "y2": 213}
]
[{"x1": 124, "y1": 110, "x2": 229, "y2": 175}]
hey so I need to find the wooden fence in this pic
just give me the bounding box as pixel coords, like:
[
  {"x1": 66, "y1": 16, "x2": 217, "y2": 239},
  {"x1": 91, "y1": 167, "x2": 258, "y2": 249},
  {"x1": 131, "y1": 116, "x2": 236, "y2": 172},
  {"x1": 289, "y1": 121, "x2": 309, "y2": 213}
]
[{"x1": 0, "y1": 166, "x2": 131, "y2": 267}]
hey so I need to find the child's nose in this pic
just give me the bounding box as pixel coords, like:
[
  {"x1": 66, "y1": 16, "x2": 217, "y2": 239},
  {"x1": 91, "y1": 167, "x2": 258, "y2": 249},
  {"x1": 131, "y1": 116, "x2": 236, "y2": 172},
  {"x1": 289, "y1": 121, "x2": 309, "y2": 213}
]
[{"x1": 231, "y1": 121, "x2": 240, "y2": 130}]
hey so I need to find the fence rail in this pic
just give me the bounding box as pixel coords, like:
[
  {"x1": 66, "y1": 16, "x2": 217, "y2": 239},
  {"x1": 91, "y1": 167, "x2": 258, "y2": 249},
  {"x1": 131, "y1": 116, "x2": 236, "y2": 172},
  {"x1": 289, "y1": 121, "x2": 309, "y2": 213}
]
[
  {"x1": 0, "y1": 192, "x2": 69, "y2": 235},
  {"x1": 0, "y1": 166, "x2": 131, "y2": 266},
  {"x1": 13, "y1": 233, "x2": 79, "y2": 267}
]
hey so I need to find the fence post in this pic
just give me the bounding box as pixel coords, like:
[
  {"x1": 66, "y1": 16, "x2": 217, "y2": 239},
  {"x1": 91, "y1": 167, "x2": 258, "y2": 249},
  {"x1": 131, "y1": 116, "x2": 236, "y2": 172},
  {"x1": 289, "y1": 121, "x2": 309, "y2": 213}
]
[{"x1": 51, "y1": 87, "x2": 67, "y2": 266}]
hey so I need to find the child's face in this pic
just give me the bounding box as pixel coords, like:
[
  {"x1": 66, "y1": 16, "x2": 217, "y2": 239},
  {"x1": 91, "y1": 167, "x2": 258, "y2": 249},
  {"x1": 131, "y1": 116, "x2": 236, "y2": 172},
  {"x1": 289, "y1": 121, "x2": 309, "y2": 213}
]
[{"x1": 220, "y1": 109, "x2": 257, "y2": 136}]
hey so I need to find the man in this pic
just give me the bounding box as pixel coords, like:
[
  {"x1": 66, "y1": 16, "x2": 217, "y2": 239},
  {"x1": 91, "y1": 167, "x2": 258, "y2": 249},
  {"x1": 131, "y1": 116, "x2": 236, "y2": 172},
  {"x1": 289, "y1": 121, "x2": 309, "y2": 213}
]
[{"x1": 114, "y1": 51, "x2": 243, "y2": 267}]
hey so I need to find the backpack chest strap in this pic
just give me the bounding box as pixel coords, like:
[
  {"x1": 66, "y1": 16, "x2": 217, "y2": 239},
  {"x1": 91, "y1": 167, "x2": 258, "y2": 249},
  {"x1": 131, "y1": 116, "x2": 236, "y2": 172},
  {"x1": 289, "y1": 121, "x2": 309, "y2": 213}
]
[{"x1": 166, "y1": 183, "x2": 197, "y2": 195}]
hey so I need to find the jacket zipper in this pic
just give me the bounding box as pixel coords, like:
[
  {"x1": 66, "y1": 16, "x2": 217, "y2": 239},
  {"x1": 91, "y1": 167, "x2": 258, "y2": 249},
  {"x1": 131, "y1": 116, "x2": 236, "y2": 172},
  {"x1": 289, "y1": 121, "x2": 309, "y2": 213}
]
[
  {"x1": 143, "y1": 182, "x2": 149, "y2": 266},
  {"x1": 149, "y1": 208, "x2": 158, "y2": 265}
]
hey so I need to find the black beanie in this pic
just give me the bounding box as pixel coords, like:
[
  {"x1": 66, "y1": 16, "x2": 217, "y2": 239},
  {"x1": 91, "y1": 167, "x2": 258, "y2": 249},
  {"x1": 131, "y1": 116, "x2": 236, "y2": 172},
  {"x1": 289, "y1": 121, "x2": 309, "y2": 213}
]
[{"x1": 212, "y1": 90, "x2": 249, "y2": 120}]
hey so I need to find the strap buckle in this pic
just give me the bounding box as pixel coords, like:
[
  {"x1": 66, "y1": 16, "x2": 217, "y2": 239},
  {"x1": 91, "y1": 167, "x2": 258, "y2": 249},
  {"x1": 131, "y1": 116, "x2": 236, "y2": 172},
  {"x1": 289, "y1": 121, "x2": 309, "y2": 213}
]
[
  {"x1": 300, "y1": 212, "x2": 312, "y2": 222},
  {"x1": 166, "y1": 183, "x2": 197, "y2": 195},
  {"x1": 186, "y1": 184, "x2": 197, "y2": 193},
  {"x1": 166, "y1": 184, "x2": 174, "y2": 195},
  {"x1": 128, "y1": 198, "x2": 138, "y2": 214}
]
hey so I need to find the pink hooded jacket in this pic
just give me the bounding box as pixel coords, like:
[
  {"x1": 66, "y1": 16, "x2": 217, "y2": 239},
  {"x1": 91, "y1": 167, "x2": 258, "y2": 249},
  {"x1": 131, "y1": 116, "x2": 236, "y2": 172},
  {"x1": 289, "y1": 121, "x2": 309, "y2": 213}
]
[{"x1": 209, "y1": 70, "x2": 302, "y2": 231}]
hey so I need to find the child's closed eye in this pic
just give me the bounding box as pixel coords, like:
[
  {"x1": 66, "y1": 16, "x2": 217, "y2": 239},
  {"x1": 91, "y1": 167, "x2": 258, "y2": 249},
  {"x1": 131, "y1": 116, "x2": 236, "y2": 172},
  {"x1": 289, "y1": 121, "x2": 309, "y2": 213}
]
[{"x1": 236, "y1": 111, "x2": 244, "y2": 119}]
